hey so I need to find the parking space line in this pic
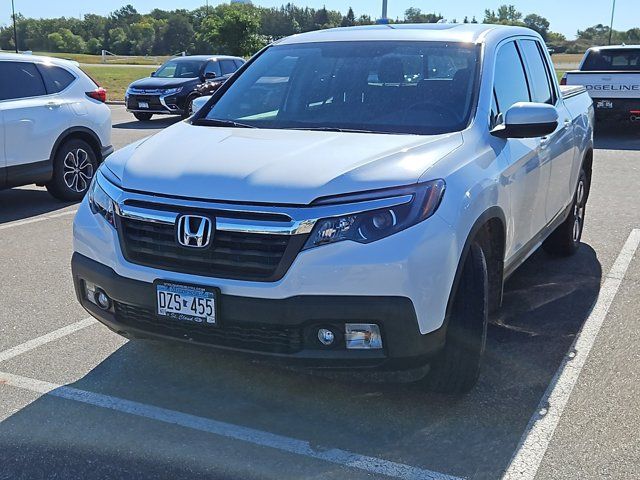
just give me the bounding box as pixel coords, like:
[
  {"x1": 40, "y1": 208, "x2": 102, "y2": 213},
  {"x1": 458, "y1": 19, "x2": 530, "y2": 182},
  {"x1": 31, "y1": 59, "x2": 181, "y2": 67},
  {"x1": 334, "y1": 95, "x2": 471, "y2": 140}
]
[
  {"x1": 0, "y1": 317, "x2": 96, "y2": 364},
  {"x1": 503, "y1": 228, "x2": 640, "y2": 480},
  {"x1": 0, "y1": 370, "x2": 461, "y2": 480},
  {"x1": 0, "y1": 209, "x2": 77, "y2": 231}
]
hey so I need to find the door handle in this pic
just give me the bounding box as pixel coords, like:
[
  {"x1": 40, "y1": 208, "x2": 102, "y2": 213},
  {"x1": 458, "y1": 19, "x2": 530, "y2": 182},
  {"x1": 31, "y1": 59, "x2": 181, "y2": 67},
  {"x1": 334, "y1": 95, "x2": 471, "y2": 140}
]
[
  {"x1": 45, "y1": 101, "x2": 63, "y2": 109},
  {"x1": 563, "y1": 118, "x2": 571, "y2": 126}
]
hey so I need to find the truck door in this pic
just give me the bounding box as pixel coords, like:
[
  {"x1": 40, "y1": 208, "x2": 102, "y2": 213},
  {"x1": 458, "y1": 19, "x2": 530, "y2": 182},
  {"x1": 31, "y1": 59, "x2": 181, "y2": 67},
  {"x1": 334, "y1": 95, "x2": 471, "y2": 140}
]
[
  {"x1": 518, "y1": 39, "x2": 577, "y2": 220},
  {"x1": 492, "y1": 40, "x2": 549, "y2": 259}
]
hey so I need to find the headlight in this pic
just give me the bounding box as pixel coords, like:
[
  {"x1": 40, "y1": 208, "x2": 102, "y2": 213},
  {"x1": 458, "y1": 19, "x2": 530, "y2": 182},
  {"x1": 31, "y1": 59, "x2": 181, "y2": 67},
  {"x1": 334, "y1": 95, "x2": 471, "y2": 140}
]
[
  {"x1": 88, "y1": 176, "x2": 117, "y2": 228},
  {"x1": 163, "y1": 87, "x2": 183, "y2": 95},
  {"x1": 303, "y1": 179, "x2": 445, "y2": 250}
]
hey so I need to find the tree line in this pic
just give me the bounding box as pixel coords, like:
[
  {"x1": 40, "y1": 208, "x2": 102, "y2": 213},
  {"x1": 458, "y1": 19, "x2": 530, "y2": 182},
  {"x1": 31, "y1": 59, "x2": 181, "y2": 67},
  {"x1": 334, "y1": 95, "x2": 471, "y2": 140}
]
[{"x1": 1, "y1": 3, "x2": 638, "y2": 57}]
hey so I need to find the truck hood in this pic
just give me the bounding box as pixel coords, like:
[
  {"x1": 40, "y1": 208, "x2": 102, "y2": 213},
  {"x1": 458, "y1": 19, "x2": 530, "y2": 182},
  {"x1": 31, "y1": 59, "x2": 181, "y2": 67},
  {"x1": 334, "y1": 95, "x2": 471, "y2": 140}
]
[{"x1": 105, "y1": 122, "x2": 462, "y2": 205}]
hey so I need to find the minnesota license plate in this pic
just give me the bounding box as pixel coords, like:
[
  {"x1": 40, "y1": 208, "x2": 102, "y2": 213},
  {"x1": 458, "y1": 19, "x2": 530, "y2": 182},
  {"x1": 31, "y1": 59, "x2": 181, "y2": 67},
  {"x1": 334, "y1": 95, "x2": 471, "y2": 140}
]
[
  {"x1": 138, "y1": 101, "x2": 149, "y2": 109},
  {"x1": 596, "y1": 100, "x2": 613, "y2": 109},
  {"x1": 155, "y1": 281, "x2": 217, "y2": 325}
]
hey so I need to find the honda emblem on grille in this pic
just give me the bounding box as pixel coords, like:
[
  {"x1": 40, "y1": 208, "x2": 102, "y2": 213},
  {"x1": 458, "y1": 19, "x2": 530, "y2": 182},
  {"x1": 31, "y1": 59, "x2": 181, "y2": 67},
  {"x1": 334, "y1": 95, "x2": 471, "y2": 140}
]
[{"x1": 176, "y1": 215, "x2": 213, "y2": 248}]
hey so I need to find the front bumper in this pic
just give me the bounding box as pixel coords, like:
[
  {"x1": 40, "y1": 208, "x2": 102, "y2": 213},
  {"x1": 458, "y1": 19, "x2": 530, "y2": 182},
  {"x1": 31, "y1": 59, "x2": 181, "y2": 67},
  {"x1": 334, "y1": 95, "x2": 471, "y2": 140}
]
[
  {"x1": 72, "y1": 253, "x2": 446, "y2": 369},
  {"x1": 125, "y1": 93, "x2": 186, "y2": 115}
]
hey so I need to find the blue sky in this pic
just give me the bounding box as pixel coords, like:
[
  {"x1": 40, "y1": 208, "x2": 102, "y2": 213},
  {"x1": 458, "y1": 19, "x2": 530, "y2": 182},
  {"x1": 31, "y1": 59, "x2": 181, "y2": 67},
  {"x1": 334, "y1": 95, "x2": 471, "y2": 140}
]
[{"x1": 1, "y1": 1, "x2": 634, "y2": 39}]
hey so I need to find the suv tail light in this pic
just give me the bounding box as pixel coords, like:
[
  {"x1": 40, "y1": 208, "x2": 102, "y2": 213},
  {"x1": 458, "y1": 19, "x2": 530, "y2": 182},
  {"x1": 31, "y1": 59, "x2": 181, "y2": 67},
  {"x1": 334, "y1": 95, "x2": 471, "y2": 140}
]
[{"x1": 86, "y1": 87, "x2": 107, "y2": 103}]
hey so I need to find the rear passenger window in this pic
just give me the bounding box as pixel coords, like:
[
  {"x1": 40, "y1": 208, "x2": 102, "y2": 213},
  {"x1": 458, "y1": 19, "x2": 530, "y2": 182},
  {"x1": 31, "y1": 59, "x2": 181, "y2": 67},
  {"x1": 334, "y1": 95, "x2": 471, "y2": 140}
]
[
  {"x1": 37, "y1": 65, "x2": 76, "y2": 94},
  {"x1": 234, "y1": 59, "x2": 245, "y2": 69},
  {"x1": 493, "y1": 41, "x2": 530, "y2": 113},
  {"x1": 220, "y1": 60, "x2": 237, "y2": 75},
  {"x1": 0, "y1": 61, "x2": 46, "y2": 100},
  {"x1": 204, "y1": 61, "x2": 222, "y2": 78},
  {"x1": 520, "y1": 40, "x2": 553, "y2": 104}
]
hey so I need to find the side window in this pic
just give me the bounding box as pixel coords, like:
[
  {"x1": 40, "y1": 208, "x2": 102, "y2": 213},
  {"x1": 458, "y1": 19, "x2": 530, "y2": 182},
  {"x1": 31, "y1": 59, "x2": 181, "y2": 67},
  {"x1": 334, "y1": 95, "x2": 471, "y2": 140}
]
[
  {"x1": 520, "y1": 40, "x2": 553, "y2": 104},
  {"x1": 37, "y1": 65, "x2": 76, "y2": 94},
  {"x1": 220, "y1": 60, "x2": 237, "y2": 75},
  {"x1": 204, "y1": 61, "x2": 222, "y2": 78},
  {"x1": 493, "y1": 41, "x2": 530, "y2": 113},
  {"x1": 234, "y1": 59, "x2": 245, "y2": 69},
  {"x1": 0, "y1": 62, "x2": 47, "y2": 100}
]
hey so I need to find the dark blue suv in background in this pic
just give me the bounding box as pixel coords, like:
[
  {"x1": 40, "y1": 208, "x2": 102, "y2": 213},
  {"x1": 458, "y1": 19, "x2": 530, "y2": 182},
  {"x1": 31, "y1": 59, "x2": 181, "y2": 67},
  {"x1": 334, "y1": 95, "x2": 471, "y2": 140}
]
[{"x1": 125, "y1": 55, "x2": 245, "y2": 121}]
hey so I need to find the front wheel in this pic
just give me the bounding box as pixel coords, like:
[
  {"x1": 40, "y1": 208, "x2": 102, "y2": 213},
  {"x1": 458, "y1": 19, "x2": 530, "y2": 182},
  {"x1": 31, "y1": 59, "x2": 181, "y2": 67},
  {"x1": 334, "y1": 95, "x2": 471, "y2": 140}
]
[
  {"x1": 543, "y1": 169, "x2": 588, "y2": 256},
  {"x1": 46, "y1": 139, "x2": 97, "y2": 201},
  {"x1": 418, "y1": 243, "x2": 488, "y2": 394},
  {"x1": 134, "y1": 112, "x2": 153, "y2": 121}
]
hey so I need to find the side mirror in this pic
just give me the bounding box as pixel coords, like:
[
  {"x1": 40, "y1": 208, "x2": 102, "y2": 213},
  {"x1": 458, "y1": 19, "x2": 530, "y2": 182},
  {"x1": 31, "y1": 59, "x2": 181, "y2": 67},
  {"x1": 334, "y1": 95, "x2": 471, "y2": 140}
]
[
  {"x1": 203, "y1": 71, "x2": 217, "y2": 80},
  {"x1": 490, "y1": 102, "x2": 558, "y2": 139},
  {"x1": 150, "y1": 70, "x2": 156, "y2": 77},
  {"x1": 192, "y1": 95, "x2": 213, "y2": 114}
]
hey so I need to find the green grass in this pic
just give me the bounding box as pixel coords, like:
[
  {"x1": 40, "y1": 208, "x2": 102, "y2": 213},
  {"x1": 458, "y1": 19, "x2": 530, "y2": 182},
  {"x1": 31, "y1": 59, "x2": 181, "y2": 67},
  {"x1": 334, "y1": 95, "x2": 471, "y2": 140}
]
[
  {"x1": 33, "y1": 51, "x2": 169, "y2": 65},
  {"x1": 556, "y1": 70, "x2": 565, "y2": 82},
  {"x1": 82, "y1": 65, "x2": 156, "y2": 101}
]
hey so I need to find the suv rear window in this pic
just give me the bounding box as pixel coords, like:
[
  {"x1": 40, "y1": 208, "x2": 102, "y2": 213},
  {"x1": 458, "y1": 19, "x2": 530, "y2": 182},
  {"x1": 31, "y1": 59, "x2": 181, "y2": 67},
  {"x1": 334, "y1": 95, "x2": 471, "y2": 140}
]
[
  {"x1": 582, "y1": 49, "x2": 640, "y2": 71},
  {"x1": 37, "y1": 64, "x2": 76, "y2": 93}
]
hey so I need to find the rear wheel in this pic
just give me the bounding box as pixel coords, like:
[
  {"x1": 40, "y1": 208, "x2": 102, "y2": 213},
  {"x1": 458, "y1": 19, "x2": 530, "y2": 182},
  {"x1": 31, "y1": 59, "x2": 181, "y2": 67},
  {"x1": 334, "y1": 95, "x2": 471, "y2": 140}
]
[
  {"x1": 419, "y1": 243, "x2": 488, "y2": 394},
  {"x1": 46, "y1": 139, "x2": 97, "y2": 201},
  {"x1": 134, "y1": 112, "x2": 153, "y2": 121},
  {"x1": 543, "y1": 169, "x2": 588, "y2": 256}
]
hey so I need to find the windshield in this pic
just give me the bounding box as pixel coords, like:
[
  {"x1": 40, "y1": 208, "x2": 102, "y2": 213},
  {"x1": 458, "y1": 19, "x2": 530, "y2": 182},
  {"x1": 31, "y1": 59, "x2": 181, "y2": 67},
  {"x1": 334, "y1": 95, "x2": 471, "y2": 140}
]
[
  {"x1": 155, "y1": 60, "x2": 203, "y2": 78},
  {"x1": 200, "y1": 41, "x2": 480, "y2": 135},
  {"x1": 582, "y1": 49, "x2": 640, "y2": 71}
]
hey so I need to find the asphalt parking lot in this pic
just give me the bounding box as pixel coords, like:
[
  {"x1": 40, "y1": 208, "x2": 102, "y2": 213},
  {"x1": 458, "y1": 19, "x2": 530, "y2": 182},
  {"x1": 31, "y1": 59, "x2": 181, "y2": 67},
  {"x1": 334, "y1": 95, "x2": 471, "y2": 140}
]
[{"x1": 1, "y1": 106, "x2": 639, "y2": 480}]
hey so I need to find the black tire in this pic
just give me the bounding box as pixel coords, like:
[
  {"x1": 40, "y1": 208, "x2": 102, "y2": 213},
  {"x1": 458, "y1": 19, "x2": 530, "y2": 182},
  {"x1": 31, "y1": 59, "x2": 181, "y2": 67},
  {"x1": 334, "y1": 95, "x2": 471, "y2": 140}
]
[
  {"x1": 181, "y1": 95, "x2": 197, "y2": 118},
  {"x1": 45, "y1": 139, "x2": 98, "y2": 201},
  {"x1": 419, "y1": 243, "x2": 488, "y2": 394},
  {"x1": 542, "y1": 169, "x2": 588, "y2": 256},
  {"x1": 134, "y1": 112, "x2": 153, "y2": 121}
]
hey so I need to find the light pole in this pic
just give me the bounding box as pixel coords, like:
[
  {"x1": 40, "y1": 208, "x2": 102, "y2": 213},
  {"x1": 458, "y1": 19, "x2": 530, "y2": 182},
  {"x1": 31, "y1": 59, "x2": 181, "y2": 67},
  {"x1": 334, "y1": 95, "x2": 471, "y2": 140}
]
[
  {"x1": 11, "y1": 0, "x2": 18, "y2": 53},
  {"x1": 377, "y1": 0, "x2": 389, "y2": 24},
  {"x1": 608, "y1": 0, "x2": 616, "y2": 45}
]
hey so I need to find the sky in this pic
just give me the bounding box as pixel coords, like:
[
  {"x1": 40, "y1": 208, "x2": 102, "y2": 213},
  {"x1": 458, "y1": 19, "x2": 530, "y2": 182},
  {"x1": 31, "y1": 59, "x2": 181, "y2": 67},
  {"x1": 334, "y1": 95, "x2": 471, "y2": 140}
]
[{"x1": 0, "y1": 0, "x2": 633, "y2": 40}]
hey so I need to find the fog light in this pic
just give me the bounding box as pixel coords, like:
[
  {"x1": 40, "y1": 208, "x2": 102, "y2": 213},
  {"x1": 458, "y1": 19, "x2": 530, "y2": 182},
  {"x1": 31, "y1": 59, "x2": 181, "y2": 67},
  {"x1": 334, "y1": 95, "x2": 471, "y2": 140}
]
[
  {"x1": 345, "y1": 324, "x2": 382, "y2": 349},
  {"x1": 94, "y1": 288, "x2": 111, "y2": 310},
  {"x1": 317, "y1": 328, "x2": 335, "y2": 346}
]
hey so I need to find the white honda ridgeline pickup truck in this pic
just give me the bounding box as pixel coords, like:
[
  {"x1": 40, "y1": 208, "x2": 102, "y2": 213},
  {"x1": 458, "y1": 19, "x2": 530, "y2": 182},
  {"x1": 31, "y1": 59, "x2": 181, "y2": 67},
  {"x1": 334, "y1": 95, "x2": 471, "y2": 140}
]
[
  {"x1": 72, "y1": 24, "x2": 594, "y2": 393},
  {"x1": 563, "y1": 45, "x2": 640, "y2": 124}
]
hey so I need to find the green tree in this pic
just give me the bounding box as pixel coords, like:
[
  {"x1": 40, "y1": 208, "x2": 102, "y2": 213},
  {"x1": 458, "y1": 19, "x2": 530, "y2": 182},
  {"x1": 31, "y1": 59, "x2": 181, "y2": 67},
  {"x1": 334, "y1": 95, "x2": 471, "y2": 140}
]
[
  {"x1": 341, "y1": 7, "x2": 356, "y2": 27},
  {"x1": 404, "y1": 8, "x2": 442, "y2": 23},
  {"x1": 524, "y1": 13, "x2": 550, "y2": 40},
  {"x1": 161, "y1": 14, "x2": 194, "y2": 54},
  {"x1": 200, "y1": 4, "x2": 265, "y2": 57},
  {"x1": 130, "y1": 21, "x2": 155, "y2": 55}
]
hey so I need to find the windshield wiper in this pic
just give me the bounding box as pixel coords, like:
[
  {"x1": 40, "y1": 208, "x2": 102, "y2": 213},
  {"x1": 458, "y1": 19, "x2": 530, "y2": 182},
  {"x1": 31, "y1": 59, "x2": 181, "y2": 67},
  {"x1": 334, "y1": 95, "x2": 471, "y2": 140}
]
[
  {"x1": 193, "y1": 118, "x2": 256, "y2": 128},
  {"x1": 290, "y1": 127, "x2": 397, "y2": 134}
]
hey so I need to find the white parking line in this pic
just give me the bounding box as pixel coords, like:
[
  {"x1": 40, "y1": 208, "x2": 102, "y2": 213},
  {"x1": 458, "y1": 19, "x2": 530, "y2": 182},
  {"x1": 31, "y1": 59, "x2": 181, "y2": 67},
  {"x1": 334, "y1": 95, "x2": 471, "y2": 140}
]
[
  {"x1": 0, "y1": 370, "x2": 462, "y2": 480},
  {"x1": 503, "y1": 228, "x2": 640, "y2": 480},
  {"x1": 0, "y1": 209, "x2": 77, "y2": 231},
  {"x1": 0, "y1": 317, "x2": 96, "y2": 364}
]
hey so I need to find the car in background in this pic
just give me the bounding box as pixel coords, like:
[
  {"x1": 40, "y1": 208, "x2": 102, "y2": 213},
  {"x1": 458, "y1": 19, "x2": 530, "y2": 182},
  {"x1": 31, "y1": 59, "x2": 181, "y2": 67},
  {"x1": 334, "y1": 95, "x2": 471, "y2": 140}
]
[
  {"x1": 562, "y1": 45, "x2": 640, "y2": 124},
  {"x1": 125, "y1": 55, "x2": 245, "y2": 121},
  {"x1": 0, "y1": 53, "x2": 112, "y2": 200}
]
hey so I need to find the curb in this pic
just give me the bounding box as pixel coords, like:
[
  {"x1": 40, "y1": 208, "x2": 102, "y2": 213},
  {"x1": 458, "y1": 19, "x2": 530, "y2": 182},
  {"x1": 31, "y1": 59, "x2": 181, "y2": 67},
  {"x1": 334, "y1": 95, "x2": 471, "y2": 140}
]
[{"x1": 106, "y1": 100, "x2": 125, "y2": 105}]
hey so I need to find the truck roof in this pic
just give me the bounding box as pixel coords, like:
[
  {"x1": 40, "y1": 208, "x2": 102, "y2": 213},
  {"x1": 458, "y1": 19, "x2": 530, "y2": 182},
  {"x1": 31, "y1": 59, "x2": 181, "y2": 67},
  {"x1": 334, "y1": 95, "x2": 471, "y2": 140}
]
[
  {"x1": 275, "y1": 23, "x2": 539, "y2": 46},
  {"x1": 588, "y1": 44, "x2": 640, "y2": 51}
]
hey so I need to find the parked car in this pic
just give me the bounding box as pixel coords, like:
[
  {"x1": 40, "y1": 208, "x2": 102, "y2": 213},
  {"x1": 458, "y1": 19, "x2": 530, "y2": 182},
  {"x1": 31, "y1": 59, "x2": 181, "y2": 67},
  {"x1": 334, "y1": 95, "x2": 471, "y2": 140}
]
[
  {"x1": 562, "y1": 45, "x2": 640, "y2": 124},
  {"x1": 125, "y1": 55, "x2": 245, "y2": 121},
  {"x1": 72, "y1": 24, "x2": 594, "y2": 393},
  {"x1": 0, "y1": 54, "x2": 112, "y2": 200}
]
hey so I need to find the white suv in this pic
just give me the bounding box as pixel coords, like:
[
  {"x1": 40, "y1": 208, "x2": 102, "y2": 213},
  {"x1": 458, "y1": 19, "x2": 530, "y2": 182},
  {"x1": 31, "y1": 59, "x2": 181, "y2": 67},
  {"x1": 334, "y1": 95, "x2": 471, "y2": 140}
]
[
  {"x1": 72, "y1": 24, "x2": 594, "y2": 393},
  {"x1": 0, "y1": 54, "x2": 112, "y2": 200}
]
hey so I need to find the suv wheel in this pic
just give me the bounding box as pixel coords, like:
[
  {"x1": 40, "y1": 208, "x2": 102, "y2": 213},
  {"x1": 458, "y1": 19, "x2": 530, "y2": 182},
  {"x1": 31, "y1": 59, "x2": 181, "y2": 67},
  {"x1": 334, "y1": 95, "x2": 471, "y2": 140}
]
[
  {"x1": 419, "y1": 243, "x2": 488, "y2": 394},
  {"x1": 134, "y1": 112, "x2": 153, "y2": 121},
  {"x1": 46, "y1": 139, "x2": 97, "y2": 201},
  {"x1": 543, "y1": 168, "x2": 588, "y2": 256}
]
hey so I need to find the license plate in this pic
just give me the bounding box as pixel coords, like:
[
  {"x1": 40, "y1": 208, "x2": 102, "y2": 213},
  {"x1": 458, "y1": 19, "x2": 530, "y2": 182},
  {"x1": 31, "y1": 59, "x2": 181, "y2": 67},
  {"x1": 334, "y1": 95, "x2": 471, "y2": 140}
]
[
  {"x1": 156, "y1": 281, "x2": 217, "y2": 325},
  {"x1": 138, "y1": 101, "x2": 149, "y2": 109},
  {"x1": 596, "y1": 100, "x2": 613, "y2": 109}
]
